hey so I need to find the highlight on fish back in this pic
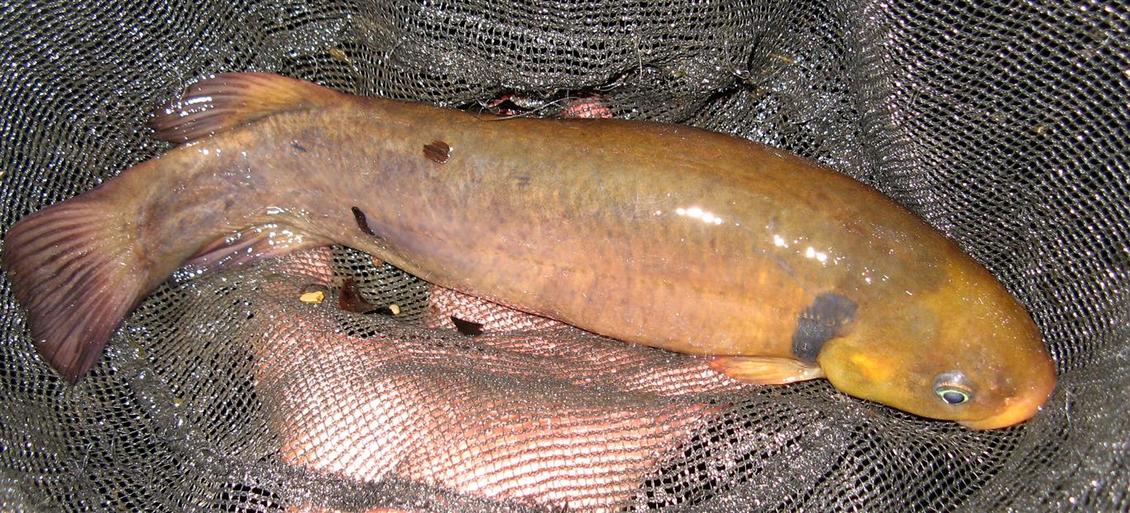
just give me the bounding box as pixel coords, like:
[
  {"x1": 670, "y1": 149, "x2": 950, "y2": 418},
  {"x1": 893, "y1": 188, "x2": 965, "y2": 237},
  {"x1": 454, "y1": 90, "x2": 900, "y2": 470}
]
[{"x1": 1, "y1": 193, "x2": 148, "y2": 383}]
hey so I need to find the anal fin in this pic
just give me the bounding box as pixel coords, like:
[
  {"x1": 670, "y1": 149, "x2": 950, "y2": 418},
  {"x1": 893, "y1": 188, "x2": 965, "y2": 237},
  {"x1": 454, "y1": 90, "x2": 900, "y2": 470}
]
[
  {"x1": 709, "y1": 356, "x2": 824, "y2": 385},
  {"x1": 171, "y1": 225, "x2": 327, "y2": 284}
]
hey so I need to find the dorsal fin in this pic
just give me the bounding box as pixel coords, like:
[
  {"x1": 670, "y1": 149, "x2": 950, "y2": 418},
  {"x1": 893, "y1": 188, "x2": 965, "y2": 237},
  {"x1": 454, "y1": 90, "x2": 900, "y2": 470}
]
[{"x1": 150, "y1": 72, "x2": 348, "y2": 144}]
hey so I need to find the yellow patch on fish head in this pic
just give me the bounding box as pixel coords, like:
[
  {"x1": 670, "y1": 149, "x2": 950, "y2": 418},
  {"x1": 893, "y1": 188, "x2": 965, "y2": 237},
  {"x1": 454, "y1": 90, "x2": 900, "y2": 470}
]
[
  {"x1": 818, "y1": 262, "x2": 1056, "y2": 429},
  {"x1": 845, "y1": 352, "x2": 894, "y2": 383}
]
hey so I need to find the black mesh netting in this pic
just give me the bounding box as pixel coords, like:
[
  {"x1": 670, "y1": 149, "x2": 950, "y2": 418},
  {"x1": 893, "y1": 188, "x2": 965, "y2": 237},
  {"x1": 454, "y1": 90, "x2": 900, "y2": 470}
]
[{"x1": 1, "y1": 1, "x2": 1127, "y2": 512}]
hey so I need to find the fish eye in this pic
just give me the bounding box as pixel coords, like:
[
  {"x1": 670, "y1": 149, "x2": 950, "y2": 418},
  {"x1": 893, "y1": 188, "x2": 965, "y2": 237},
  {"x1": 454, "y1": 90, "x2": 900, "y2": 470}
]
[
  {"x1": 933, "y1": 372, "x2": 973, "y2": 405},
  {"x1": 935, "y1": 386, "x2": 971, "y2": 405}
]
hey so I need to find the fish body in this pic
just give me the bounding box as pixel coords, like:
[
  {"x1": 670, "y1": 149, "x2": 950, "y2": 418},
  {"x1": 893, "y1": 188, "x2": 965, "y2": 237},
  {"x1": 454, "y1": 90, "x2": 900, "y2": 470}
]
[{"x1": 0, "y1": 73, "x2": 1055, "y2": 428}]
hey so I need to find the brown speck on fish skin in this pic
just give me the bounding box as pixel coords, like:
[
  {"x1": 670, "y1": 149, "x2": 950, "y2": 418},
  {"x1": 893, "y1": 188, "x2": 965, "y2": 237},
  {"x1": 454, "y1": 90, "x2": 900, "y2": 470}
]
[
  {"x1": 423, "y1": 140, "x2": 450, "y2": 163},
  {"x1": 351, "y1": 206, "x2": 374, "y2": 236}
]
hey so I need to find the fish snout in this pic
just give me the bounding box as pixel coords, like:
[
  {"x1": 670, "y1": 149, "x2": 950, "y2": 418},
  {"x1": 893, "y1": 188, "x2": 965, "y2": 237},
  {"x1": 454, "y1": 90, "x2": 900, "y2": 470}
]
[{"x1": 960, "y1": 360, "x2": 1056, "y2": 430}]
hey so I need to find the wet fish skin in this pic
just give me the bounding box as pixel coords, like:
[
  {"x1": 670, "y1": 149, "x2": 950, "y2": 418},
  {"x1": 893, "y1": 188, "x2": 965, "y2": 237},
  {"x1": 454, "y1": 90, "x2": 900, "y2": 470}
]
[{"x1": 0, "y1": 72, "x2": 1055, "y2": 428}]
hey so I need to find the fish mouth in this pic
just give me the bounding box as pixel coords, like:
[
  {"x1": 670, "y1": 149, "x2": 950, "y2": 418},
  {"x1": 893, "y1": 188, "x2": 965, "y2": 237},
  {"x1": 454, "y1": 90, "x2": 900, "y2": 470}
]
[
  {"x1": 958, "y1": 379, "x2": 1056, "y2": 430},
  {"x1": 959, "y1": 408, "x2": 1039, "y2": 430}
]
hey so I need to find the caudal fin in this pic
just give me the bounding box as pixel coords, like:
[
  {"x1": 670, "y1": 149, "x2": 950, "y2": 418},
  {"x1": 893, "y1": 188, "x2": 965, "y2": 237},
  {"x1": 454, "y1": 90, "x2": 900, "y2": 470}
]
[
  {"x1": 2, "y1": 197, "x2": 148, "y2": 383},
  {"x1": 4, "y1": 72, "x2": 346, "y2": 383}
]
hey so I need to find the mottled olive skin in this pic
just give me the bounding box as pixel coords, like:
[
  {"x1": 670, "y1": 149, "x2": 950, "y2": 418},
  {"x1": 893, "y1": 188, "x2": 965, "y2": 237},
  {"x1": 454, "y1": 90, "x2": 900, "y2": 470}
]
[{"x1": 5, "y1": 77, "x2": 1056, "y2": 427}]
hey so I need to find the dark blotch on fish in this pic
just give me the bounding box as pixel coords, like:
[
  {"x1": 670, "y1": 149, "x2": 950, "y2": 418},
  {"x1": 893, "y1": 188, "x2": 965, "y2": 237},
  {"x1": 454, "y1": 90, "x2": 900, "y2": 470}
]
[
  {"x1": 791, "y1": 292, "x2": 857, "y2": 363},
  {"x1": 451, "y1": 316, "x2": 484, "y2": 336},
  {"x1": 351, "y1": 206, "x2": 375, "y2": 236},
  {"x1": 424, "y1": 140, "x2": 451, "y2": 164}
]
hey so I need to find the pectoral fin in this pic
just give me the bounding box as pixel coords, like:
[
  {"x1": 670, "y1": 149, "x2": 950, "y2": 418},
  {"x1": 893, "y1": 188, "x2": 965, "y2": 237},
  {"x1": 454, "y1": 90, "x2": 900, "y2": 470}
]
[{"x1": 709, "y1": 356, "x2": 824, "y2": 385}]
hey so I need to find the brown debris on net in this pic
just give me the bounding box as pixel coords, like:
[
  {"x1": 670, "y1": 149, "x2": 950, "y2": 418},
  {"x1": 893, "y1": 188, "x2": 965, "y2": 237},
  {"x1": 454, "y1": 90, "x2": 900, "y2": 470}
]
[{"x1": 422, "y1": 285, "x2": 566, "y2": 334}]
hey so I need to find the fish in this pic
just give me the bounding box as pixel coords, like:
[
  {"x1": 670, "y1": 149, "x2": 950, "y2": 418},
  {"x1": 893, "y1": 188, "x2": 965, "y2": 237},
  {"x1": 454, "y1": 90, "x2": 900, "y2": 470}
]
[{"x1": 0, "y1": 72, "x2": 1056, "y2": 429}]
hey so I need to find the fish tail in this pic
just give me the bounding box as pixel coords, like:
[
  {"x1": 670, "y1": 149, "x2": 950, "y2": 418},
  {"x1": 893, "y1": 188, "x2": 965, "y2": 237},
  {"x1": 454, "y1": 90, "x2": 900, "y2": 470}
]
[
  {"x1": 2, "y1": 179, "x2": 152, "y2": 383},
  {"x1": 2, "y1": 72, "x2": 348, "y2": 383}
]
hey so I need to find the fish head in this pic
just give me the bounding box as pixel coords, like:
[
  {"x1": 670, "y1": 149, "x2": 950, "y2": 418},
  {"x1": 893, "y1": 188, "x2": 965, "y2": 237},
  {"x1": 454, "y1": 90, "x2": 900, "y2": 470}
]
[{"x1": 816, "y1": 263, "x2": 1056, "y2": 429}]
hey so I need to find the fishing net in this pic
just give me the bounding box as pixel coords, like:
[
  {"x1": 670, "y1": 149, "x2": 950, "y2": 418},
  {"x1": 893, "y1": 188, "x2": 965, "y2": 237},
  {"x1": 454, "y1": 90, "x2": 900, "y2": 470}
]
[{"x1": 0, "y1": 0, "x2": 1126, "y2": 511}]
